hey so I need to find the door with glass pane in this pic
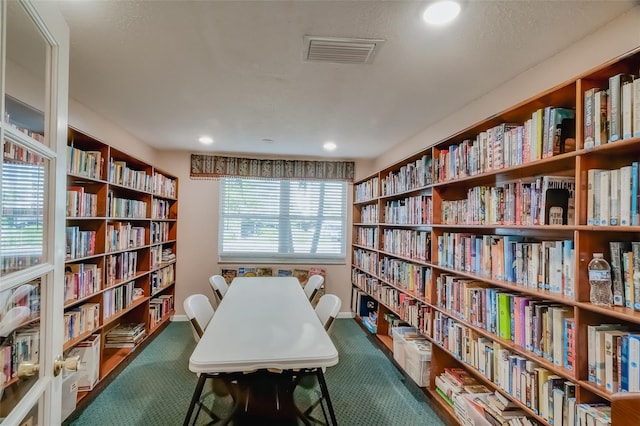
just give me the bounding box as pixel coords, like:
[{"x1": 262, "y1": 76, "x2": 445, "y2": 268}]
[{"x1": 0, "y1": 1, "x2": 68, "y2": 424}]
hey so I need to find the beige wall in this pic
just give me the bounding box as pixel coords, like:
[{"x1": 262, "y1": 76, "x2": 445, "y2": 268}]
[
  {"x1": 65, "y1": 5, "x2": 640, "y2": 317},
  {"x1": 154, "y1": 151, "x2": 357, "y2": 317},
  {"x1": 367, "y1": 6, "x2": 640, "y2": 175}
]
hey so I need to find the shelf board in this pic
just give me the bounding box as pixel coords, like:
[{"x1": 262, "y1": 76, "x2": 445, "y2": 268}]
[
  {"x1": 576, "y1": 302, "x2": 640, "y2": 325},
  {"x1": 425, "y1": 387, "x2": 458, "y2": 425},
  {"x1": 63, "y1": 329, "x2": 98, "y2": 351},
  {"x1": 102, "y1": 296, "x2": 148, "y2": 325},
  {"x1": 100, "y1": 347, "x2": 133, "y2": 379},
  {"x1": 377, "y1": 334, "x2": 393, "y2": 351}
]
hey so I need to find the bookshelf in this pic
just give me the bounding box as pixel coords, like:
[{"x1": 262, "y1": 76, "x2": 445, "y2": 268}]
[
  {"x1": 351, "y1": 47, "x2": 640, "y2": 425},
  {"x1": 64, "y1": 127, "x2": 178, "y2": 409}
]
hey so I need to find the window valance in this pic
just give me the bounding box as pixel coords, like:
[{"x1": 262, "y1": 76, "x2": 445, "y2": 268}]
[{"x1": 190, "y1": 154, "x2": 355, "y2": 182}]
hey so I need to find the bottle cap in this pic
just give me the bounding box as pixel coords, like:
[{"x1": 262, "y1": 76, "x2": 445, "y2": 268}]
[{"x1": 593, "y1": 253, "x2": 603, "y2": 257}]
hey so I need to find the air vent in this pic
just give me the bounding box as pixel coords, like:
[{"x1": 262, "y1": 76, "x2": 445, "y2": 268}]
[{"x1": 303, "y1": 36, "x2": 385, "y2": 64}]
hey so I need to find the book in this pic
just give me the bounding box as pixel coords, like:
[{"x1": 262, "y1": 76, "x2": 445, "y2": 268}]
[
  {"x1": 622, "y1": 77, "x2": 635, "y2": 139},
  {"x1": 609, "y1": 74, "x2": 634, "y2": 142},
  {"x1": 220, "y1": 268, "x2": 237, "y2": 285},
  {"x1": 584, "y1": 88, "x2": 596, "y2": 149},
  {"x1": 594, "y1": 90, "x2": 608, "y2": 146},
  {"x1": 610, "y1": 241, "x2": 630, "y2": 307}
]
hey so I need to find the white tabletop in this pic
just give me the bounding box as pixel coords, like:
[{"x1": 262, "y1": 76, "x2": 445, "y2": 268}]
[{"x1": 189, "y1": 276, "x2": 339, "y2": 374}]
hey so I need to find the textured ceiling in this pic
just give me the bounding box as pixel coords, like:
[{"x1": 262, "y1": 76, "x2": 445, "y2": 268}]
[{"x1": 55, "y1": 0, "x2": 637, "y2": 159}]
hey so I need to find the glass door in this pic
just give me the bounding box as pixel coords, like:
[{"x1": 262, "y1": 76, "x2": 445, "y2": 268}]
[{"x1": 0, "y1": 1, "x2": 68, "y2": 424}]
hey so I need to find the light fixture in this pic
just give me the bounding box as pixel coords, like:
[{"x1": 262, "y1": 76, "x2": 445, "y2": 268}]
[
  {"x1": 261, "y1": 138, "x2": 274, "y2": 144},
  {"x1": 198, "y1": 136, "x2": 214, "y2": 145},
  {"x1": 423, "y1": 1, "x2": 461, "y2": 26},
  {"x1": 323, "y1": 141, "x2": 337, "y2": 151}
]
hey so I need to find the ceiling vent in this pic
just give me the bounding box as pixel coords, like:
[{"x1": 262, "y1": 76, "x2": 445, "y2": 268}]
[{"x1": 303, "y1": 36, "x2": 385, "y2": 64}]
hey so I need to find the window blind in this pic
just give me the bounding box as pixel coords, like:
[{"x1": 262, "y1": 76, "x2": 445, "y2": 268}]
[{"x1": 219, "y1": 177, "x2": 347, "y2": 263}]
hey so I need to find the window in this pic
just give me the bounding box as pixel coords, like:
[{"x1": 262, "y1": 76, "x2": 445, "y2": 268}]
[{"x1": 219, "y1": 177, "x2": 347, "y2": 263}]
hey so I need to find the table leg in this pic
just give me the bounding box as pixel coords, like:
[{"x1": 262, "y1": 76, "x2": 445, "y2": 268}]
[
  {"x1": 183, "y1": 373, "x2": 208, "y2": 426},
  {"x1": 316, "y1": 369, "x2": 338, "y2": 426}
]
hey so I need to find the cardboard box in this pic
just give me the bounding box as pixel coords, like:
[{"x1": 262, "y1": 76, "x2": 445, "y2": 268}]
[{"x1": 67, "y1": 334, "x2": 100, "y2": 391}]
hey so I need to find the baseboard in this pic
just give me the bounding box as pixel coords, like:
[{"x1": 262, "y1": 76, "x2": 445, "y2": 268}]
[
  {"x1": 337, "y1": 312, "x2": 355, "y2": 319},
  {"x1": 170, "y1": 314, "x2": 188, "y2": 322}
]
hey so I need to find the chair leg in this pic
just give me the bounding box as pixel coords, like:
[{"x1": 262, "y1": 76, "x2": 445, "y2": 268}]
[
  {"x1": 316, "y1": 368, "x2": 338, "y2": 426},
  {"x1": 183, "y1": 373, "x2": 208, "y2": 426}
]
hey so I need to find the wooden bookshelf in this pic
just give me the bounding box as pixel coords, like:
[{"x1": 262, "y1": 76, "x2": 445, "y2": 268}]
[
  {"x1": 351, "y1": 46, "x2": 640, "y2": 425},
  {"x1": 64, "y1": 127, "x2": 178, "y2": 416}
]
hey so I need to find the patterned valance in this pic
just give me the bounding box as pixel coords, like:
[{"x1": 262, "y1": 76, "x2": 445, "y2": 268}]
[{"x1": 190, "y1": 154, "x2": 355, "y2": 182}]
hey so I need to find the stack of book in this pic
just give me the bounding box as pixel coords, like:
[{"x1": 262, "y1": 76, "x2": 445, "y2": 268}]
[
  {"x1": 435, "y1": 368, "x2": 482, "y2": 407},
  {"x1": 104, "y1": 323, "x2": 146, "y2": 349},
  {"x1": 465, "y1": 391, "x2": 538, "y2": 426}
]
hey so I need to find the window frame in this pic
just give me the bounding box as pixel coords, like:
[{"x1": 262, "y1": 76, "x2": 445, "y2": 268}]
[{"x1": 218, "y1": 177, "x2": 348, "y2": 264}]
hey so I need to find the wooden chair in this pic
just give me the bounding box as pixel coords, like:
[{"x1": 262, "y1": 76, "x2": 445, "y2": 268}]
[
  {"x1": 303, "y1": 275, "x2": 324, "y2": 302},
  {"x1": 209, "y1": 275, "x2": 229, "y2": 304}
]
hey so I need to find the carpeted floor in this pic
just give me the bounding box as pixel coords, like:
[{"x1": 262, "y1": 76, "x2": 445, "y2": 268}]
[{"x1": 66, "y1": 318, "x2": 446, "y2": 425}]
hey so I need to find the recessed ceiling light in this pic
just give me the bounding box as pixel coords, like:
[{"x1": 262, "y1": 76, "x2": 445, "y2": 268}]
[
  {"x1": 261, "y1": 138, "x2": 274, "y2": 143},
  {"x1": 423, "y1": 1, "x2": 461, "y2": 26},
  {"x1": 199, "y1": 136, "x2": 214, "y2": 145},
  {"x1": 323, "y1": 141, "x2": 337, "y2": 151}
]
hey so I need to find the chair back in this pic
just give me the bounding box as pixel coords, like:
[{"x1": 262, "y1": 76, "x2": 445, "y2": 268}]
[
  {"x1": 315, "y1": 294, "x2": 341, "y2": 331},
  {"x1": 304, "y1": 274, "x2": 324, "y2": 301},
  {"x1": 183, "y1": 294, "x2": 215, "y2": 341},
  {"x1": 209, "y1": 275, "x2": 229, "y2": 303}
]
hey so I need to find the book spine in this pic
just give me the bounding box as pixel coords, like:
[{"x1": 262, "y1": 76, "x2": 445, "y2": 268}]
[
  {"x1": 633, "y1": 162, "x2": 640, "y2": 226},
  {"x1": 624, "y1": 250, "x2": 635, "y2": 309},
  {"x1": 610, "y1": 241, "x2": 625, "y2": 306},
  {"x1": 620, "y1": 165, "x2": 632, "y2": 226},
  {"x1": 610, "y1": 168, "x2": 620, "y2": 226},
  {"x1": 584, "y1": 88, "x2": 596, "y2": 149},
  {"x1": 621, "y1": 335, "x2": 630, "y2": 392},
  {"x1": 594, "y1": 90, "x2": 608, "y2": 146},
  {"x1": 634, "y1": 78, "x2": 640, "y2": 137},
  {"x1": 599, "y1": 170, "x2": 610, "y2": 226},
  {"x1": 633, "y1": 242, "x2": 640, "y2": 311},
  {"x1": 629, "y1": 335, "x2": 640, "y2": 391},
  {"x1": 609, "y1": 74, "x2": 624, "y2": 142},
  {"x1": 622, "y1": 78, "x2": 634, "y2": 139}
]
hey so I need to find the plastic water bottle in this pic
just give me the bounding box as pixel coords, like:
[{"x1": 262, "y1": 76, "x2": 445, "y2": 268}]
[{"x1": 588, "y1": 253, "x2": 613, "y2": 306}]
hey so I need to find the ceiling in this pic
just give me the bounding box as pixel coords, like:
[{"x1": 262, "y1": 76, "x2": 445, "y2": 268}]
[{"x1": 54, "y1": 0, "x2": 637, "y2": 160}]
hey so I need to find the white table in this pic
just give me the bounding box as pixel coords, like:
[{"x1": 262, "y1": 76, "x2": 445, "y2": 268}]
[{"x1": 183, "y1": 276, "x2": 339, "y2": 425}]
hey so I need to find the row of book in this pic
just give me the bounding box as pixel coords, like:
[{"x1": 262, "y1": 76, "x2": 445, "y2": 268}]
[
  {"x1": 382, "y1": 228, "x2": 431, "y2": 262},
  {"x1": 3, "y1": 325, "x2": 41, "y2": 384},
  {"x1": 358, "y1": 204, "x2": 379, "y2": 223},
  {"x1": 434, "y1": 107, "x2": 575, "y2": 184},
  {"x1": 151, "y1": 198, "x2": 173, "y2": 219},
  {"x1": 609, "y1": 241, "x2": 640, "y2": 308},
  {"x1": 103, "y1": 282, "x2": 137, "y2": 320},
  {"x1": 381, "y1": 154, "x2": 433, "y2": 196},
  {"x1": 379, "y1": 255, "x2": 431, "y2": 296},
  {"x1": 435, "y1": 368, "x2": 538, "y2": 426},
  {"x1": 355, "y1": 176, "x2": 380, "y2": 202},
  {"x1": 583, "y1": 72, "x2": 640, "y2": 148},
  {"x1": 383, "y1": 195, "x2": 432, "y2": 225},
  {"x1": 586, "y1": 163, "x2": 640, "y2": 227},
  {"x1": 149, "y1": 294, "x2": 174, "y2": 329},
  {"x1": 152, "y1": 172, "x2": 177, "y2": 199},
  {"x1": 107, "y1": 159, "x2": 152, "y2": 192},
  {"x1": 66, "y1": 186, "x2": 98, "y2": 217},
  {"x1": 104, "y1": 322, "x2": 146, "y2": 349},
  {"x1": 63, "y1": 303, "x2": 100, "y2": 343},
  {"x1": 355, "y1": 227, "x2": 378, "y2": 248},
  {"x1": 65, "y1": 227, "x2": 96, "y2": 260},
  {"x1": 587, "y1": 324, "x2": 640, "y2": 393},
  {"x1": 1, "y1": 254, "x2": 42, "y2": 275},
  {"x1": 150, "y1": 264, "x2": 175, "y2": 294},
  {"x1": 66, "y1": 145, "x2": 102, "y2": 179},
  {"x1": 437, "y1": 232, "x2": 576, "y2": 297},
  {"x1": 64, "y1": 263, "x2": 102, "y2": 303},
  {"x1": 106, "y1": 221, "x2": 146, "y2": 252},
  {"x1": 106, "y1": 192, "x2": 147, "y2": 219},
  {"x1": 352, "y1": 271, "x2": 379, "y2": 301},
  {"x1": 67, "y1": 146, "x2": 176, "y2": 196},
  {"x1": 441, "y1": 176, "x2": 575, "y2": 227},
  {"x1": 106, "y1": 251, "x2": 138, "y2": 284},
  {"x1": 433, "y1": 311, "x2": 577, "y2": 424},
  {"x1": 353, "y1": 248, "x2": 377, "y2": 275},
  {"x1": 435, "y1": 280, "x2": 575, "y2": 370},
  {"x1": 150, "y1": 221, "x2": 172, "y2": 244}
]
